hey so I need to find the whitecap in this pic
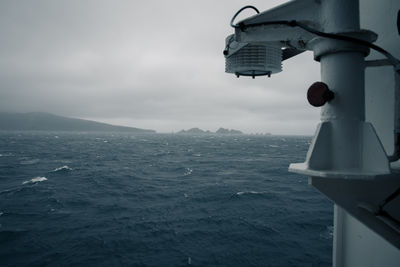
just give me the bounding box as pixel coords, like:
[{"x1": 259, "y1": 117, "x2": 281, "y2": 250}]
[
  {"x1": 183, "y1": 168, "x2": 193, "y2": 176},
  {"x1": 236, "y1": 191, "x2": 263, "y2": 196},
  {"x1": 0, "y1": 212, "x2": 3, "y2": 216},
  {"x1": 320, "y1": 225, "x2": 334, "y2": 239},
  {"x1": 20, "y1": 159, "x2": 40, "y2": 165},
  {"x1": 22, "y1": 176, "x2": 48, "y2": 185},
  {"x1": 269, "y1": 145, "x2": 279, "y2": 148},
  {"x1": 52, "y1": 165, "x2": 72, "y2": 172}
]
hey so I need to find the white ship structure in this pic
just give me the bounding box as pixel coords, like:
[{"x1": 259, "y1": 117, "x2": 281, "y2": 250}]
[{"x1": 224, "y1": 0, "x2": 400, "y2": 266}]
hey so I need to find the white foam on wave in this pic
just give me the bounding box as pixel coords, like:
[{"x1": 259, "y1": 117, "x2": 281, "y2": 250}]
[
  {"x1": 22, "y1": 176, "x2": 48, "y2": 185},
  {"x1": 236, "y1": 191, "x2": 263, "y2": 196},
  {"x1": 320, "y1": 225, "x2": 334, "y2": 239},
  {"x1": 183, "y1": 168, "x2": 193, "y2": 176},
  {"x1": 52, "y1": 165, "x2": 72, "y2": 172},
  {"x1": 20, "y1": 159, "x2": 40, "y2": 165}
]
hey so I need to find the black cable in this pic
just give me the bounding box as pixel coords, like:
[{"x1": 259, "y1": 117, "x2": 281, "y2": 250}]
[
  {"x1": 294, "y1": 21, "x2": 400, "y2": 68},
  {"x1": 379, "y1": 186, "x2": 400, "y2": 210},
  {"x1": 230, "y1": 5, "x2": 259, "y2": 29},
  {"x1": 223, "y1": 35, "x2": 234, "y2": 56},
  {"x1": 229, "y1": 7, "x2": 400, "y2": 69},
  {"x1": 373, "y1": 186, "x2": 400, "y2": 226}
]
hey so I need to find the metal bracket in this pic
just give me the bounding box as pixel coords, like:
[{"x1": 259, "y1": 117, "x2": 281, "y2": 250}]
[{"x1": 289, "y1": 120, "x2": 391, "y2": 179}]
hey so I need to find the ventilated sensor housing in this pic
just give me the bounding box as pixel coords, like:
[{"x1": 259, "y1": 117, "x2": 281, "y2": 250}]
[{"x1": 225, "y1": 44, "x2": 282, "y2": 78}]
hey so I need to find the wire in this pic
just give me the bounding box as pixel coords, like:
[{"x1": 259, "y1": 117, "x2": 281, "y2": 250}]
[
  {"x1": 229, "y1": 7, "x2": 400, "y2": 70},
  {"x1": 230, "y1": 5, "x2": 259, "y2": 29},
  {"x1": 294, "y1": 21, "x2": 400, "y2": 69},
  {"x1": 224, "y1": 6, "x2": 259, "y2": 56},
  {"x1": 379, "y1": 186, "x2": 400, "y2": 211},
  {"x1": 223, "y1": 35, "x2": 234, "y2": 56},
  {"x1": 377, "y1": 186, "x2": 400, "y2": 225}
]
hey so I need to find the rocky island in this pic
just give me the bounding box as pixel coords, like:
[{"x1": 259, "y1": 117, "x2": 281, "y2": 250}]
[{"x1": 177, "y1": 127, "x2": 243, "y2": 135}]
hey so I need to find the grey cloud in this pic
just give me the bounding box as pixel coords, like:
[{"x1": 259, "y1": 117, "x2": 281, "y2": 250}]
[{"x1": 0, "y1": 0, "x2": 321, "y2": 134}]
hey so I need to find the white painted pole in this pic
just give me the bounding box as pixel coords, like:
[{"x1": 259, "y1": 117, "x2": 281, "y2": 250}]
[
  {"x1": 318, "y1": 0, "x2": 366, "y2": 171},
  {"x1": 332, "y1": 205, "x2": 344, "y2": 267},
  {"x1": 320, "y1": 0, "x2": 364, "y2": 122},
  {"x1": 319, "y1": 2, "x2": 363, "y2": 266}
]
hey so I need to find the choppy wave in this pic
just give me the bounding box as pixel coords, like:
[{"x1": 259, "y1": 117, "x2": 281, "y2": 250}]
[
  {"x1": 52, "y1": 165, "x2": 73, "y2": 172},
  {"x1": 0, "y1": 132, "x2": 331, "y2": 266},
  {"x1": 22, "y1": 176, "x2": 48, "y2": 185}
]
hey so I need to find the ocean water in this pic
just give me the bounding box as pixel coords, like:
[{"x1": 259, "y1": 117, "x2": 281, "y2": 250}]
[{"x1": 0, "y1": 132, "x2": 332, "y2": 266}]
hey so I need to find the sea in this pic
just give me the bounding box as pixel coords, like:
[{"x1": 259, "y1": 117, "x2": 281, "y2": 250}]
[{"x1": 0, "y1": 132, "x2": 333, "y2": 267}]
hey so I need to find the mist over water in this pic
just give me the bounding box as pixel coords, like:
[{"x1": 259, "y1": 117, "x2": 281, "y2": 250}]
[{"x1": 0, "y1": 132, "x2": 332, "y2": 266}]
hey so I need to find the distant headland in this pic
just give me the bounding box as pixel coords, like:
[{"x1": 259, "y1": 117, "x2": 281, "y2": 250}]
[
  {"x1": 0, "y1": 112, "x2": 155, "y2": 133},
  {"x1": 0, "y1": 112, "x2": 273, "y2": 135}
]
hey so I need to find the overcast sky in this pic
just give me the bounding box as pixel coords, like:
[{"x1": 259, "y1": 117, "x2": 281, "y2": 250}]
[{"x1": 0, "y1": 0, "x2": 321, "y2": 134}]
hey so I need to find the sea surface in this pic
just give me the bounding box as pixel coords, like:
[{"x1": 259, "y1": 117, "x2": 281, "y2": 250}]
[{"x1": 0, "y1": 132, "x2": 333, "y2": 266}]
